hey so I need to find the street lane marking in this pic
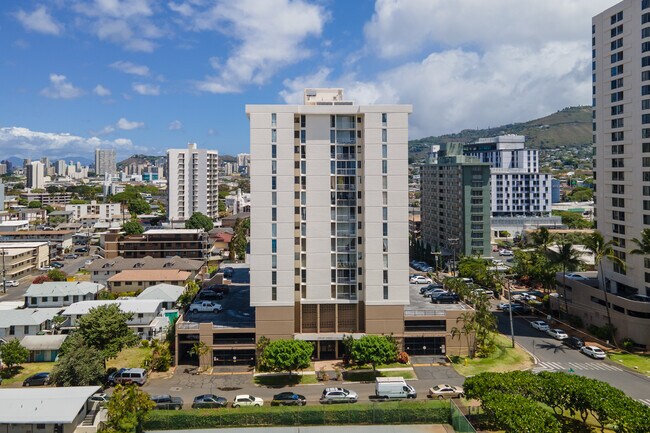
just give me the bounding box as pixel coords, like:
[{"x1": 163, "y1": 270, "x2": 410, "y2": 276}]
[
  {"x1": 639, "y1": 399, "x2": 650, "y2": 407},
  {"x1": 538, "y1": 361, "x2": 622, "y2": 372}
]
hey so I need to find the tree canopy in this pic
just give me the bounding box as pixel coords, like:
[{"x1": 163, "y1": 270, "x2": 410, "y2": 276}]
[
  {"x1": 349, "y1": 335, "x2": 398, "y2": 371},
  {"x1": 28, "y1": 200, "x2": 42, "y2": 208},
  {"x1": 0, "y1": 339, "x2": 29, "y2": 371},
  {"x1": 185, "y1": 212, "x2": 214, "y2": 231},
  {"x1": 47, "y1": 269, "x2": 68, "y2": 281},
  {"x1": 51, "y1": 334, "x2": 105, "y2": 386},
  {"x1": 104, "y1": 384, "x2": 155, "y2": 433},
  {"x1": 76, "y1": 304, "x2": 139, "y2": 363},
  {"x1": 260, "y1": 339, "x2": 313, "y2": 375},
  {"x1": 122, "y1": 220, "x2": 144, "y2": 236}
]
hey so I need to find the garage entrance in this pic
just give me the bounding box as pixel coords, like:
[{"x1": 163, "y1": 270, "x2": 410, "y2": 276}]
[{"x1": 404, "y1": 336, "x2": 446, "y2": 356}]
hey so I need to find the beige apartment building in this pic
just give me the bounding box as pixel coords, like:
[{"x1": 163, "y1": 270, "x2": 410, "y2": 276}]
[{"x1": 246, "y1": 88, "x2": 412, "y2": 359}]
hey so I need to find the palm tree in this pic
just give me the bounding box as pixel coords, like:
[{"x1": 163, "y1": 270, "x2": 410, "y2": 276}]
[
  {"x1": 529, "y1": 227, "x2": 556, "y2": 253},
  {"x1": 549, "y1": 238, "x2": 584, "y2": 316},
  {"x1": 584, "y1": 231, "x2": 625, "y2": 339},
  {"x1": 630, "y1": 228, "x2": 650, "y2": 255}
]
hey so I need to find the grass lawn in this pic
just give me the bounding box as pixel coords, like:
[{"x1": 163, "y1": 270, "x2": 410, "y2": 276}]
[
  {"x1": 449, "y1": 333, "x2": 533, "y2": 377},
  {"x1": 348, "y1": 362, "x2": 407, "y2": 370},
  {"x1": 106, "y1": 346, "x2": 152, "y2": 370},
  {"x1": 0, "y1": 362, "x2": 53, "y2": 386},
  {"x1": 254, "y1": 373, "x2": 318, "y2": 387},
  {"x1": 343, "y1": 369, "x2": 415, "y2": 382},
  {"x1": 608, "y1": 352, "x2": 650, "y2": 376}
]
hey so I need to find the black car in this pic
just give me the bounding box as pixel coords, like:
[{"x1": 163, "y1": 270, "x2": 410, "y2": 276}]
[
  {"x1": 420, "y1": 284, "x2": 443, "y2": 294},
  {"x1": 75, "y1": 247, "x2": 89, "y2": 253},
  {"x1": 271, "y1": 392, "x2": 306, "y2": 406},
  {"x1": 192, "y1": 394, "x2": 228, "y2": 409},
  {"x1": 197, "y1": 290, "x2": 224, "y2": 301},
  {"x1": 563, "y1": 336, "x2": 585, "y2": 350},
  {"x1": 432, "y1": 293, "x2": 460, "y2": 304},
  {"x1": 205, "y1": 284, "x2": 230, "y2": 295},
  {"x1": 23, "y1": 372, "x2": 50, "y2": 386}
]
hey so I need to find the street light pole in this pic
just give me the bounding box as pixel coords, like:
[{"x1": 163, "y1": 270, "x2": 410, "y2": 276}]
[
  {"x1": 447, "y1": 238, "x2": 459, "y2": 277},
  {"x1": 505, "y1": 274, "x2": 515, "y2": 348},
  {"x1": 2, "y1": 248, "x2": 6, "y2": 294}
]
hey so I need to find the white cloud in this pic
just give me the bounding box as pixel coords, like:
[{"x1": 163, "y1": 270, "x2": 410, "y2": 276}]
[
  {"x1": 93, "y1": 84, "x2": 111, "y2": 96},
  {"x1": 173, "y1": 0, "x2": 327, "y2": 93},
  {"x1": 15, "y1": 6, "x2": 63, "y2": 35},
  {"x1": 116, "y1": 117, "x2": 145, "y2": 130},
  {"x1": 40, "y1": 74, "x2": 83, "y2": 99},
  {"x1": 72, "y1": 0, "x2": 163, "y2": 52},
  {"x1": 168, "y1": 120, "x2": 182, "y2": 130},
  {"x1": 109, "y1": 60, "x2": 150, "y2": 76},
  {"x1": 132, "y1": 83, "x2": 160, "y2": 95},
  {"x1": 0, "y1": 126, "x2": 143, "y2": 159}
]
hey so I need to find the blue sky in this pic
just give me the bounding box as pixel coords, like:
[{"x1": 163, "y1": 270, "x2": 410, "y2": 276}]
[{"x1": 0, "y1": 0, "x2": 619, "y2": 161}]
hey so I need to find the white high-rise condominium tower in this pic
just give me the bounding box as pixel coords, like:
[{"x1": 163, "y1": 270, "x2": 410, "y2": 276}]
[
  {"x1": 593, "y1": 0, "x2": 650, "y2": 296},
  {"x1": 246, "y1": 88, "x2": 412, "y2": 359},
  {"x1": 167, "y1": 143, "x2": 219, "y2": 223},
  {"x1": 95, "y1": 149, "x2": 116, "y2": 176},
  {"x1": 26, "y1": 161, "x2": 45, "y2": 189}
]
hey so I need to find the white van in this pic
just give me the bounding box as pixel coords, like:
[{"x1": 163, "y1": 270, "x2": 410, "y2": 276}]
[{"x1": 375, "y1": 377, "x2": 417, "y2": 399}]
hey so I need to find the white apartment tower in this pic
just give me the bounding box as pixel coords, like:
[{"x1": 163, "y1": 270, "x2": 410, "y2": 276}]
[
  {"x1": 167, "y1": 143, "x2": 219, "y2": 223},
  {"x1": 26, "y1": 161, "x2": 45, "y2": 189},
  {"x1": 593, "y1": 0, "x2": 650, "y2": 296},
  {"x1": 464, "y1": 135, "x2": 552, "y2": 217},
  {"x1": 95, "y1": 149, "x2": 116, "y2": 176},
  {"x1": 247, "y1": 89, "x2": 412, "y2": 359}
]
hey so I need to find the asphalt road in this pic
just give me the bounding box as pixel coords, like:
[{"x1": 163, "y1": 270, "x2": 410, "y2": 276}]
[{"x1": 496, "y1": 311, "x2": 650, "y2": 404}]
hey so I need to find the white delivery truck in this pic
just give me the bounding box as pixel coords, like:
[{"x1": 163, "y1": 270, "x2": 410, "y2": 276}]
[{"x1": 375, "y1": 377, "x2": 417, "y2": 399}]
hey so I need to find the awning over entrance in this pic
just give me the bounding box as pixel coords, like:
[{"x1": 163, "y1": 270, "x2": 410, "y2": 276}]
[{"x1": 294, "y1": 332, "x2": 366, "y2": 341}]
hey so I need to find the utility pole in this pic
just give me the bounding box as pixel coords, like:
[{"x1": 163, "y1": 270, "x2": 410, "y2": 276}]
[
  {"x1": 505, "y1": 273, "x2": 515, "y2": 348},
  {"x1": 447, "y1": 238, "x2": 459, "y2": 277},
  {"x1": 2, "y1": 248, "x2": 6, "y2": 294}
]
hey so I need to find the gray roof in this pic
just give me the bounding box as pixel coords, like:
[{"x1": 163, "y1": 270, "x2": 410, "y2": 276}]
[
  {"x1": 137, "y1": 284, "x2": 185, "y2": 302},
  {"x1": 0, "y1": 308, "x2": 60, "y2": 328},
  {"x1": 25, "y1": 281, "x2": 104, "y2": 298},
  {"x1": 62, "y1": 299, "x2": 163, "y2": 316},
  {"x1": 0, "y1": 386, "x2": 100, "y2": 423},
  {"x1": 21, "y1": 334, "x2": 67, "y2": 351},
  {"x1": 49, "y1": 210, "x2": 74, "y2": 216},
  {"x1": 87, "y1": 255, "x2": 203, "y2": 272}
]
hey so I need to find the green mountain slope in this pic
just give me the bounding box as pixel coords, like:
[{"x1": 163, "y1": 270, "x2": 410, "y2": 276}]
[{"x1": 409, "y1": 106, "x2": 591, "y2": 161}]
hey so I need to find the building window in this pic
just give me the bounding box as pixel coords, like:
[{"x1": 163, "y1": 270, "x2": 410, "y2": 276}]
[
  {"x1": 381, "y1": 129, "x2": 387, "y2": 142},
  {"x1": 271, "y1": 254, "x2": 277, "y2": 269},
  {"x1": 382, "y1": 160, "x2": 388, "y2": 174},
  {"x1": 611, "y1": 38, "x2": 623, "y2": 50},
  {"x1": 611, "y1": 91, "x2": 624, "y2": 102},
  {"x1": 610, "y1": 10, "x2": 623, "y2": 24},
  {"x1": 383, "y1": 223, "x2": 388, "y2": 237},
  {"x1": 382, "y1": 144, "x2": 387, "y2": 158},
  {"x1": 611, "y1": 24, "x2": 623, "y2": 37},
  {"x1": 611, "y1": 78, "x2": 623, "y2": 89},
  {"x1": 382, "y1": 176, "x2": 388, "y2": 189},
  {"x1": 300, "y1": 130, "x2": 306, "y2": 143},
  {"x1": 271, "y1": 129, "x2": 277, "y2": 143},
  {"x1": 271, "y1": 208, "x2": 277, "y2": 221},
  {"x1": 382, "y1": 207, "x2": 388, "y2": 221},
  {"x1": 611, "y1": 64, "x2": 623, "y2": 76},
  {"x1": 271, "y1": 144, "x2": 277, "y2": 158},
  {"x1": 611, "y1": 51, "x2": 623, "y2": 63},
  {"x1": 271, "y1": 113, "x2": 277, "y2": 126},
  {"x1": 381, "y1": 113, "x2": 387, "y2": 126},
  {"x1": 383, "y1": 286, "x2": 388, "y2": 300},
  {"x1": 271, "y1": 160, "x2": 277, "y2": 174},
  {"x1": 271, "y1": 176, "x2": 276, "y2": 190},
  {"x1": 611, "y1": 131, "x2": 624, "y2": 142},
  {"x1": 271, "y1": 287, "x2": 277, "y2": 301}
]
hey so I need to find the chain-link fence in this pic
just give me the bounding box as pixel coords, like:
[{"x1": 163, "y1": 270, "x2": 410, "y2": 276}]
[{"x1": 450, "y1": 400, "x2": 477, "y2": 433}]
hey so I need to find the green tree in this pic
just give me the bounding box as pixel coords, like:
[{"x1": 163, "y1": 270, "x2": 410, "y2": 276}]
[
  {"x1": 0, "y1": 339, "x2": 29, "y2": 371},
  {"x1": 229, "y1": 218, "x2": 248, "y2": 260},
  {"x1": 584, "y1": 231, "x2": 625, "y2": 339},
  {"x1": 76, "y1": 304, "x2": 139, "y2": 365},
  {"x1": 529, "y1": 227, "x2": 555, "y2": 252},
  {"x1": 28, "y1": 200, "x2": 42, "y2": 208},
  {"x1": 189, "y1": 341, "x2": 209, "y2": 368},
  {"x1": 553, "y1": 210, "x2": 593, "y2": 229},
  {"x1": 349, "y1": 335, "x2": 397, "y2": 373},
  {"x1": 261, "y1": 339, "x2": 313, "y2": 376},
  {"x1": 185, "y1": 212, "x2": 214, "y2": 231},
  {"x1": 177, "y1": 280, "x2": 199, "y2": 308},
  {"x1": 127, "y1": 198, "x2": 151, "y2": 216},
  {"x1": 568, "y1": 186, "x2": 593, "y2": 202},
  {"x1": 47, "y1": 268, "x2": 68, "y2": 281},
  {"x1": 50, "y1": 334, "x2": 105, "y2": 386},
  {"x1": 481, "y1": 393, "x2": 561, "y2": 433},
  {"x1": 104, "y1": 384, "x2": 155, "y2": 433},
  {"x1": 549, "y1": 238, "x2": 583, "y2": 316},
  {"x1": 122, "y1": 220, "x2": 144, "y2": 236},
  {"x1": 142, "y1": 340, "x2": 172, "y2": 372}
]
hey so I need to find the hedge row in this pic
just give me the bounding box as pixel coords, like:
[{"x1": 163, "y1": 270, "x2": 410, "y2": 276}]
[{"x1": 144, "y1": 401, "x2": 450, "y2": 430}]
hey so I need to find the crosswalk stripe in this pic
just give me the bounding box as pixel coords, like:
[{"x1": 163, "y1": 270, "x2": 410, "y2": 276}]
[
  {"x1": 639, "y1": 399, "x2": 650, "y2": 407},
  {"x1": 539, "y1": 362, "x2": 622, "y2": 372}
]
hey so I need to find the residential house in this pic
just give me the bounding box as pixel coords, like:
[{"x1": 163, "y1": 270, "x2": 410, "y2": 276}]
[
  {"x1": 136, "y1": 283, "x2": 185, "y2": 310},
  {"x1": 25, "y1": 282, "x2": 104, "y2": 308},
  {"x1": 106, "y1": 269, "x2": 191, "y2": 294},
  {"x1": 0, "y1": 386, "x2": 104, "y2": 433},
  {"x1": 21, "y1": 334, "x2": 67, "y2": 362},
  {"x1": 62, "y1": 299, "x2": 168, "y2": 339},
  {"x1": 0, "y1": 308, "x2": 60, "y2": 340},
  {"x1": 86, "y1": 256, "x2": 204, "y2": 287}
]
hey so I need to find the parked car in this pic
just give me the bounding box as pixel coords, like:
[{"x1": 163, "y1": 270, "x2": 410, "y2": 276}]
[
  {"x1": 192, "y1": 394, "x2": 228, "y2": 409},
  {"x1": 581, "y1": 345, "x2": 606, "y2": 359},
  {"x1": 426, "y1": 289, "x2": 448, "y2": 298},
  {"x1": 566, "y1": 273, "x2": 589, "y2": 280},
  {"x1": 205, "y1": 284, "x2": 230, "y2": 295},
  {"x1": 189, "y1": 301, "x2": 223, "y2": 313},
  {"x1": 319, "y1": 387, "x2": 358, "y2": 404},
  {"x1": 51, "y1": 262, "x2": 64, "y2": 268},
  {"x1": 232, "y1": 394, "x2": 263, "y2": 407},
  {"x1": 64, "y1": 254, "x2": 78, "y2": 260},
  {"x1": 420, "y1": 284, "x2": 443, "y2": 294},
  {"x1": 38, "y1": 266, "x2": 53, "y2": 271},
  {"x1": 546, "y1": 328, "x2": 568, "y2": 340},
  {"x1": 501, "y1": 303, "x2": 530, "y2": 314},
  {"x1": 89, "y1": 393, "x2": 110, "y2": 406},
  {"x1": 496, "y1": 302, "x2": 509, "y2": 310},
  {"x1": 151, "y1": 395, "x2": 184, "y2": 410},
  {"x1": 530, "y1": 321, "x2": 550, "y2": 332},
  {"x1": 197, "y1": 290, "x2": 224, "y2": 301},
  {"x1": 519, "y1": 292, "x2": 538, "y2": 302},
  {"x1": 222, "y1": 267, "x2": 234, "y2": 279},
  {"x1": 74, "y1": 247, "x2": 89, "y2": 253},
  {"x1": 410, "y1": 275, "x2": 432, "y2": 284},
  {"x1": 431, "y1": 293, "x2": 460, "y2": 304},
  {"x1": 499, "y1": 249, "x2": 513, "y2": 256},
  {"x1": 271, "y1": 392, "x2": 307, "y2": 406},
  {"x1": 4, "y1": 280, "x2": 19, "y2": 287},
  {"x1": 23, "y1": 372, "x2": 50, "y2": 386},
  {"x1": 428, "y1": 384, "x2": 465, "y2": 399},
  {"x1": 429, "y1": 291, "x2": 449, "y2": 300},
  {"x1": 109, "y1": 367, "x2": 147, "y2": 386},
  {"x1": 563, "y1": 336, "x2": 585, "y2": 350}
]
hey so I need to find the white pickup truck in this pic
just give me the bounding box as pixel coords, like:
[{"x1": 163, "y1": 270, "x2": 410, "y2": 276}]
[{"x1": 189, "y1": 301, "x2": 223, "y2": 313}]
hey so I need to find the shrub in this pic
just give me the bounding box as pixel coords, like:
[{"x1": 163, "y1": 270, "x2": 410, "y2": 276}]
[
  {"x1": 396, "y1": 351, "x2": 409, "y2": 364},
  {"x1": 621, "y1": 338, "x2": 636, "y2": 351},
  {"x1": 140, "y1": 340, "x2": 150, "y2": 348},
  {"x1": 568, "y1": 315, "x2": 583, "y2": 329}
]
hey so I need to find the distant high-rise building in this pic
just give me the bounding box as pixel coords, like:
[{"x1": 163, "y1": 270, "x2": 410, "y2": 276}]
[
  {"x1": 56, "y1": 160, "x2": 66, "y2": 176},
  {"x1": 95, "y1": 149, "x2": 117, "y2": 176},
  {"x1": 167, "y1": 143, "x2": 219, "y2": 223},
  {"x1": 246, "y1": 88, "x2": 412, "y2": 358},
  {"x1": 0, "y1": 164, "x2": 6, "y2": 176},
  {"x1": 593, "y1": 0, "x2": 650, "y2": 296},
  {"x1": 40, "y1": 157, "x2": 50, "y2": 170},
  {"x1": 23, "y1": 158, "x2": 31, "y2": 168},
  {"x1": 1, "y1": 160, "x2": 12, "y2": 174},
  {"x1": 26, "y1": 161, "x2": 45, "y2": 189},
  {"x1": 421, "y1": 143, "x2": 491, "y2": 258},
  {"x1": 0, "y1": 180, "x2": 5, "y2": 211}
]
